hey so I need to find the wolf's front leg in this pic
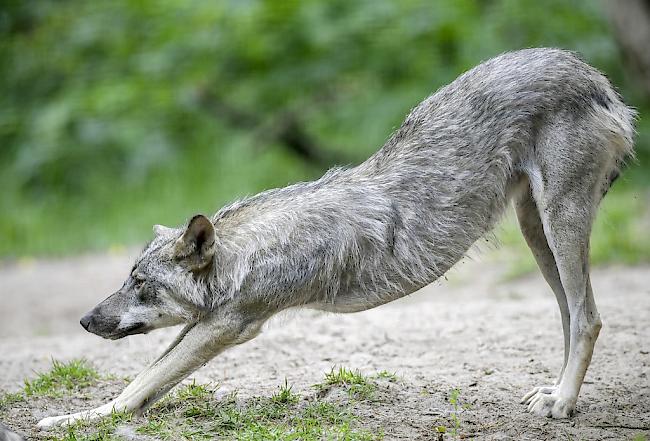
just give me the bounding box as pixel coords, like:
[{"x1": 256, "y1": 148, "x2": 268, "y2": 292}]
[{"x1": 37, "y1": 310, "x2": 265, "y2": 429}]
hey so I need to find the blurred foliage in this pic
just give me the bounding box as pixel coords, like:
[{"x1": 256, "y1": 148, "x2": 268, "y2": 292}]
[
  {"x1": 495, "y1": 184, "x2": 650, "y2": 280},
  {"x1": 0, "y1": 0, "x2": 648, "y2": 258}
]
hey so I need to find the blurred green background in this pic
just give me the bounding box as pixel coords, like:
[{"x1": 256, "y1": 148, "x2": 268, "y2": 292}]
[{"x1": 1, "y1": 0, "x2": 648, "y2": 267}]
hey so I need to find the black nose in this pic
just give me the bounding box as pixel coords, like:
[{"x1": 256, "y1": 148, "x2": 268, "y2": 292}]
[{"x1": 80, "y1": 314, "x2": 92, "y2": 331}]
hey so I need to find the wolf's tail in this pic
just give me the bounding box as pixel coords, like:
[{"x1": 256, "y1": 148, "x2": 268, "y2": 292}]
[{"x1": 598, "y1": 84, "x2": 637, "y2": 163}]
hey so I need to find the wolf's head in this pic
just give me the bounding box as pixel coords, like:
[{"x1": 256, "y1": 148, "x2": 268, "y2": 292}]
[{"x1": 80, "y1": 215, "x2": 216, "y2": 339}]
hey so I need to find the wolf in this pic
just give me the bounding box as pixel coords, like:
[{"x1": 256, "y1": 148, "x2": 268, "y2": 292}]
[{"x1": 38, "y1": 48, "x2": 635, "y2": 428}]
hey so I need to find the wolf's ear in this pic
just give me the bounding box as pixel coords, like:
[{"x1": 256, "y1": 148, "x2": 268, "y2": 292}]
[
  {"x1": 173, "y1": 214, "x2": 216, "y2": 270},
  {"x1": 153, "y1": 224, "x2": 174, "y2": 237}
]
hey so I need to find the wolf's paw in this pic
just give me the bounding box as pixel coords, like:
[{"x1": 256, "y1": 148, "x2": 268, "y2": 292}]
[
  {"x1": 525, "y1": 389, "x2": 575, "y2": 418},
  {"x1": 520, "y1": 385, "x2": 557, "y2": 405},
  {"x1": 37, "y1": 414, "x2": 75, "y2": 429},
  {"x1": 38, "y1": 402, "x2": 118, "y2": 429}
]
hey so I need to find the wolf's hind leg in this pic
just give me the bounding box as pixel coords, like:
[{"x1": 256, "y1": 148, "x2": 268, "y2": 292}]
[
  {"x1": 524, "y1": 160, "x2": 605, "y2": 418},
  {"x1": 515, "y1": 181, "x2": 570, "y2": 405}
]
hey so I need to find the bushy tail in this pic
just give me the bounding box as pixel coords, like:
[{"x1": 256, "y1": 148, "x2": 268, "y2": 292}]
[{"x1": 599, "y1": 87, "x2": 637, "y2": 163}]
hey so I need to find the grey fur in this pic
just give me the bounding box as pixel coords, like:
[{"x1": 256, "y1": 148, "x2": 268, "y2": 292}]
[{"x1": 42, "y1": 48, "x2": 636, "y2": 428}]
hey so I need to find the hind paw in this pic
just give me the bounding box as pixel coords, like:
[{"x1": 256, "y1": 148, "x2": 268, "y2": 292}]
[
  {"x1": 524, "y1": 388, "x2": 575, "y2": 418},
  {"x1": 520, "y1": 385, "x2": 557, "y2": 405}
]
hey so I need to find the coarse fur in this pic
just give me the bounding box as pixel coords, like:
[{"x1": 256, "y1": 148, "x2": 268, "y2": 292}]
[{"x1": 39, "y1": 48, "x2": 636, "y2": 428}]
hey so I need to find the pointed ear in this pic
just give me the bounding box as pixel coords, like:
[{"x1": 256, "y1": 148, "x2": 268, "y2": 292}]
[
  {"x1": 153, "y1": 224, "x2": 174, "y2": 237},
  {"x1": 173, "y1": 214, "x2": 216, "y2": 270}
]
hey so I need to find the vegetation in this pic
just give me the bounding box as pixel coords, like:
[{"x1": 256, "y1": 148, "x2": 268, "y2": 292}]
[
  {"x1": 130, "y1": 381, "x2": 381, "y2": 441},
  {"x1": 0, "y1": 391, "x2": 24, "y2": 413},
  {"x1": 495, "y1": 183, "x2": 650, "y2": 280},
  {"x1": 1, "y1": 360, "x2": 645, "y2": 439},
  {"x1": 8, "y1": 363, "x2": 387, "y2": 440},
  {"x1": 432, "y1": 388, "x2": 472, "y2": 439},
  {"x1": 23, "y1": 359, "x2": 100, "y2": 397},
  {"x1": 0, "y1": 0, "x2": 648, "y2": 264},
  {"x1": 315, "y1": 367, "x2": 377, "y2": 401}
]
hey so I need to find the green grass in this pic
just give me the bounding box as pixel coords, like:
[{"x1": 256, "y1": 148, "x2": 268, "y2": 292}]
[
  {"x1": 0, "y1": 391, "x2": 24, "y2": 413},
  {"x1": 55, "y1": 411, "x2": 133, "y2": 441},
  {"x1": 373, "y1": 371, "x2": 398, "y2": 383},
  {"x1": 36, "y1": 369, "x2": 386, "y2": 441},
  {"x1": 133, "y1": 378, "x2": 381, "y2": 441},
  {"x1": 314, "y1": 367, "x2": 377, "y2": 401},
  {"x1": 62, "y1": 373, "x2": 380, "y2": 440},
  {"x1": 24, "y1": 359, "x2": 100, "y2": 397},
  {"x1": 0, "y1": 359, "x2": 106, "y2": 439},
  {"x1": 271, "y1": 379, "x2": 300, "y2": 405}
]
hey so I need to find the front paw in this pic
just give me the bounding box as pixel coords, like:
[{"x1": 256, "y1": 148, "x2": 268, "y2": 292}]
[
  {"x1": 526, "y1": 390, "x2": 575, "y2": 418},
  {"x1": 37, "y1": 414, "x2": 74, "y2": 429}
]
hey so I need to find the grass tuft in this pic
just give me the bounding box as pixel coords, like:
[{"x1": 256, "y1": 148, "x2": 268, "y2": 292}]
[
  {"x1": 24, "y1": 359, "x2": 99, "y2": 397},
  {"x1": 315, "y1": 367, "x2": 377, "y2": 401},
  {"x1": 374, "y1": 371, "x2": 398, "y2": 382},
  {"x1": 0, "y1": 392, "x2": 24, "y2": 414},
  {"x1": 271, "y1": 379, "x2": 300, "y2": 405}
]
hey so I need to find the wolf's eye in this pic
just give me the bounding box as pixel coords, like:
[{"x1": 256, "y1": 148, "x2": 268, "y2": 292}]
[{"x1": 134, "y1": 278, "x2": 145, "y2": 290}]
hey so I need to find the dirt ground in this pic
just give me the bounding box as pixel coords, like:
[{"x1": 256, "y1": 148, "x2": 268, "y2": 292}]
[{"x1": 0, "y1": 250, "x2": 648, "y2": 440}]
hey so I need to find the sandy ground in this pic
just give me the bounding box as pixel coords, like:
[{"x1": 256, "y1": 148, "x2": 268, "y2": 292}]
[{"x1": 0, "y1": 250, "x2": 648, "y2": 440}]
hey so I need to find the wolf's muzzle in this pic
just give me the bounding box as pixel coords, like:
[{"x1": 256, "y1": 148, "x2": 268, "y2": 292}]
[{"x1": 79, "y1": 307, "x2": 122, "y2": 338}]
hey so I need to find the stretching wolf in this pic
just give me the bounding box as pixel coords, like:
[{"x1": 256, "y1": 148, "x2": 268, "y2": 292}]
[{"x1": 38, "y1": 48, "x2": 635, "y2": 428}]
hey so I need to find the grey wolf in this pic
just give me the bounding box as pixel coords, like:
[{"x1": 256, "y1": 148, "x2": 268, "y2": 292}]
[{"x1": 38, "y1": 48, "x2": 636, "y2": 428}]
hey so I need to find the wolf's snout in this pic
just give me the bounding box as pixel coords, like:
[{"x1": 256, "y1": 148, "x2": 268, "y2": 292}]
[
  {"x1": 80, "y1": 314, "x2": 92, "y2": 331},
  {"x1": 79, "y1": 307, "x2": 121, "y2": 338}
]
